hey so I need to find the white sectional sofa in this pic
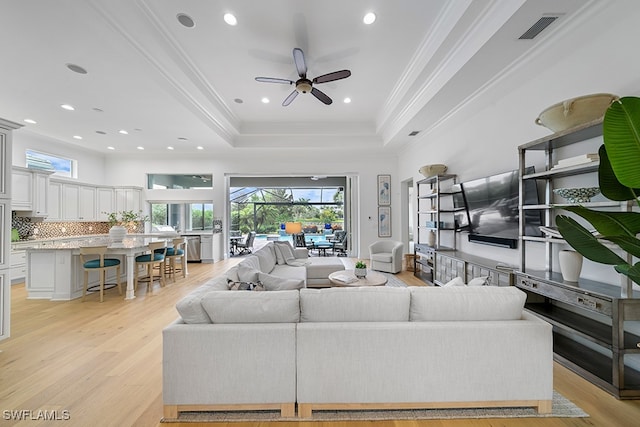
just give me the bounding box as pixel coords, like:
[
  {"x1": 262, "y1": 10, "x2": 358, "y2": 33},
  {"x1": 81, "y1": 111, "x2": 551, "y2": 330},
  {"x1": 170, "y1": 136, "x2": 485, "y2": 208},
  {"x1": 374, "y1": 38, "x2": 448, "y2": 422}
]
[{"x1": 163, "y1": 283, "x2": 553, "y2": 419}]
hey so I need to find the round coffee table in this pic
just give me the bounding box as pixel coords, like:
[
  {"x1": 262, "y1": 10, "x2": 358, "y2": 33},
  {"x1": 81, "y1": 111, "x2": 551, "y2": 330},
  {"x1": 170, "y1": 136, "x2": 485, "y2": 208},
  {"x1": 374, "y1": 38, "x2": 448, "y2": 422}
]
[{"x1": 328, "y1": 269, "x2": 388, "y2": 287}]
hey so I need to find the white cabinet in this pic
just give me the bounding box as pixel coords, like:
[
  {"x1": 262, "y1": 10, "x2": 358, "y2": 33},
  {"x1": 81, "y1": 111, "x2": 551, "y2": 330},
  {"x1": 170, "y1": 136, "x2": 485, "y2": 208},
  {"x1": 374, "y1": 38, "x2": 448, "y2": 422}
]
[
  {"x1": 12, "y1": 167, "x2": 51, "y2": 216},
  {"x1": 96, "y1": 187, "x2": 114, "y2": 221},
  {"x1": 78, "y1": 185, "x2": 96, "y2": 220},
  {"x1": 10, "y1": 249, "x2": 26, "y2": 283},
  {"x1": 47, "y1": 180, "x2": 62, "y2": 220},
  {"x1": 62, "y1": 183, "x2": 80, "y2": 220},
  {"x1": 115, "y1": 187, "x2": 142, "y2": 213},
  {"x1": 201, "y1": 234, "x2": 213, "y2": 262}
]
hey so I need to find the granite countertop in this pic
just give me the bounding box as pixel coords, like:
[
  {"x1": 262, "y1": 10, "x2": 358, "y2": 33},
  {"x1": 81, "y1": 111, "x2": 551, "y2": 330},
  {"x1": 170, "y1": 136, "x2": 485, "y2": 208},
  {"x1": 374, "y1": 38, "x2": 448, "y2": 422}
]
[{"x1": 14, "y1": 233, "x2": 177, "y2": 250}]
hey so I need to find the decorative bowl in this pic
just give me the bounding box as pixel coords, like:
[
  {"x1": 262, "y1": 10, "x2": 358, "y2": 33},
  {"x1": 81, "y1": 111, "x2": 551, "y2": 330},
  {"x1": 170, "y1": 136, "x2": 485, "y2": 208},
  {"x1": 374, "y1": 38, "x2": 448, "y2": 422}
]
[
  {"x1": 418, "y1": 164, "x2": 447, "y2": 178},
  {"x1": 553, "y1": 187, "x2": 600, "y2": 203},
  {"x1": 535, "y1": 93, "x2": 619, "y2": 132}
]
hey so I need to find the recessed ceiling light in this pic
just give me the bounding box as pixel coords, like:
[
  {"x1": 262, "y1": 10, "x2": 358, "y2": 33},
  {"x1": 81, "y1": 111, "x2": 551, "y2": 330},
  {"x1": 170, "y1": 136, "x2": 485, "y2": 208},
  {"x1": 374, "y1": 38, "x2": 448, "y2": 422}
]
[
  {"x1": 261, "y1": 97, "x2": 270, "y2": 104},
  {"x1": 177, "y1": 13, "x2": 195, "y2": 28},
  {"x1": 23, "y1": 119, "x2": 36, "y2": 124},
  {"x1": 119, "y1": 129, "x2": 128, "y2": 135},
  {"x1": 363, "y1": 12, "x2": 376, "y2": 25},
  {"x1": 167, "y1": 146, "x2": 174, "y2": 150},
  {"x1": 107, "y1": 146, "x2": 115, "y2": 150},
  {"x1": 60, "y1": 104, "x2": 75, "y2": 111},
  {"x1": 196, "y1": 146, "x2": 204, "y2": 150},
  {"x1": 137, "y1": 146, "x2": 144, "y2": 150},
  {"x1": 224, "y1": 13, "x2": 237, "y2": 26},
  {"x1": 66, "y1": 63, "x2": 87, "y2": 74},
  {"x1": 343, "y1": 97, "x2": 352, "y2": 104},
  {"x1": 73, "y1": 135, "x2": 82, "y2": 140}
]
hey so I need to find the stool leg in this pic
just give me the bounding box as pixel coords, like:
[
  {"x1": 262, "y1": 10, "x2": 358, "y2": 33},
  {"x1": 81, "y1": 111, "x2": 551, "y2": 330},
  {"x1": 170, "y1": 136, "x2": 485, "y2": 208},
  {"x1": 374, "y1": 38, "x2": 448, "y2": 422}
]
[
  {"x1": 99, "y1": 269, "x2": 105, "y2": 303},
  {"x1": 82, "y1": 270, "x2": 88, "y2": 301},
  {"x1": 159, "y1": 261, "x2": 166, "y2": 287},
  {"x1": 116, "y1": 265, "x2": 122, "y2": 295},
  {"x1": 181, "y1": 255, "x2": 187, "y2": 278}
]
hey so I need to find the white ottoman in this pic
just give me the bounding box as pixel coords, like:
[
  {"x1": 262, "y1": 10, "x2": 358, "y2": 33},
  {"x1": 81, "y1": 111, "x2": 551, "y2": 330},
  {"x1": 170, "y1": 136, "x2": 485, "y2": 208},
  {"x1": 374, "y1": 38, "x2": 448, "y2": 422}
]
[{"x1": 306, "y1": 258, "x2": 346, "y2": 287}]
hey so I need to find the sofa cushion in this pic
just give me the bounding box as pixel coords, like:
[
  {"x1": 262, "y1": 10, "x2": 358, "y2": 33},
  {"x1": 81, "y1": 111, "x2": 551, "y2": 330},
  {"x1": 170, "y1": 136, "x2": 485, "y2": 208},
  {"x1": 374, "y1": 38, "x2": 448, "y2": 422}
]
[
  {"x1": 300, "y1": 287, "x2": 411, "y2": 322},
  {"x1": 175, "y1": 275, "x2": 229, "y2": 324},
  {"x1": 201, "y1": 290, "x2": 300, "y2": 323},
  {"x1": 255, "y1": 244, "x2": 277, "y2": 273},
  {"x1": 271, "y1": 264, "x2": 307, "y2": 283},
  {"x1": 468, "y1": 276, "x2": 490, "y2": 286},
  {"x1": 258, "y1": 272, "x2": 305, "y2": 291},
  {"x1": 409, "y1": 286, "x2": 526, "y2": 321},
  {"x1": 225, "y1": 265, "x2": 240, "y2": 283},
  {"x1": 273, "y1": 241, "x2": 296, "y2": 264},
  {"x1": 306, "y1": 257, "x2": 345, "y2": 279},
  {"x1": 237, "y1": 255, "x2": 262, "y2": 282},
  {"x1": 370, "y1": 252, "x2": 393, "y2": 263}
]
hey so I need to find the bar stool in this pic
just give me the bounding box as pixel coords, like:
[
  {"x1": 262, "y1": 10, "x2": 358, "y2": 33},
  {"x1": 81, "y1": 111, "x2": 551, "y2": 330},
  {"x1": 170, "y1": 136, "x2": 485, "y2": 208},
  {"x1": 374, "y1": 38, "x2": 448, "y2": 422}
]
[
  {"x1": 134, "y1": 241, "x2": 167, "y2": 291},
  {"x1": 164, "y1": 237, "x2": 187, "y2": 282},
  {"x1": 80, "y1": 246, "x2": 122, "y2": 303}
]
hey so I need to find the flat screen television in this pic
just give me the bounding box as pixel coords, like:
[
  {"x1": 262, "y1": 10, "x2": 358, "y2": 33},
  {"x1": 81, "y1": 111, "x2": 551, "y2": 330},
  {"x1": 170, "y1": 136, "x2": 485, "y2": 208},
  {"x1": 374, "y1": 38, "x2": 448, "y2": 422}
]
[{"x1": 459, "y1": 167, "x2": 542, "y2": 249}]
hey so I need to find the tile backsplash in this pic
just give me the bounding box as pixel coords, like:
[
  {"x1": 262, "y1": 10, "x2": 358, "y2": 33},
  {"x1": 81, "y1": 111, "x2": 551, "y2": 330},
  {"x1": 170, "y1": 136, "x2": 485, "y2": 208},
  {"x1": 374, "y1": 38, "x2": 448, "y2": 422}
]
[{"x1": 11, "y1": 212, "x2": 143, "y2": 240}]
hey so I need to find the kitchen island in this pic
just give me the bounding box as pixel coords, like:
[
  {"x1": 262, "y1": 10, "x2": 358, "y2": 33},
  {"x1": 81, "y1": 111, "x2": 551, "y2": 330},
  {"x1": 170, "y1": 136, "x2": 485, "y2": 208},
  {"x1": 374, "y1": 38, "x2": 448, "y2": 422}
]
[{"x1": 25, "y1": 235, "x2": 177, "y2": 300}]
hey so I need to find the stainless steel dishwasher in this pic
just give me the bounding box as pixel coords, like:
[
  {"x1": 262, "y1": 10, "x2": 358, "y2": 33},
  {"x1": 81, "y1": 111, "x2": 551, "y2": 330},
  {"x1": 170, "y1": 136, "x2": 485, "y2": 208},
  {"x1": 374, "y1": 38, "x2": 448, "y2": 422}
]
[{"x1": 184, "y1": 235, "x2": 201, "y2": 262}]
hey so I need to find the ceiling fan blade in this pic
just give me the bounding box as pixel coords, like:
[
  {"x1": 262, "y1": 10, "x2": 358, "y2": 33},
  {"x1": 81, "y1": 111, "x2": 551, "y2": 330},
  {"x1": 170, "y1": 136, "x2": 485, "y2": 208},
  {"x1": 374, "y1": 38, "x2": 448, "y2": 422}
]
[
  {"x1": 282, "y1": 90, "x2": 298, "y2": 106},
  {"x1": 255, "y1": 77, "x2": 294, "y2": 85},
  {"x1": 292, "y1": 48, "x2": 307, "y2": 78},
  {"x1": 313, "y1": 69, "x2": 351, "y2": 84},
  {"x1": 311, "y1": 87, "x2": 332, "y2": 105}
]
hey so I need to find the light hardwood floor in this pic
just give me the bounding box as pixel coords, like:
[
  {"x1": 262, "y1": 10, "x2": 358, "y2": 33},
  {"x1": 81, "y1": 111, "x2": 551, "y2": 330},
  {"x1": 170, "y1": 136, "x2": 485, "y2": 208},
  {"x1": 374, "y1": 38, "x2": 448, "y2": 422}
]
[{"x1": 1, "y1": 258, "x2": 640, "y2": 426}]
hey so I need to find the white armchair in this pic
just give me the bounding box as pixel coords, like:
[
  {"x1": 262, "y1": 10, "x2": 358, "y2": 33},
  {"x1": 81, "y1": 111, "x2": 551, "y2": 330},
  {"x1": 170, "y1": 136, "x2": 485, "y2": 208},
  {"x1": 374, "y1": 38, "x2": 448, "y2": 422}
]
[{"x1": 369, "y1": 240, "x2": 404, "y2": 274}]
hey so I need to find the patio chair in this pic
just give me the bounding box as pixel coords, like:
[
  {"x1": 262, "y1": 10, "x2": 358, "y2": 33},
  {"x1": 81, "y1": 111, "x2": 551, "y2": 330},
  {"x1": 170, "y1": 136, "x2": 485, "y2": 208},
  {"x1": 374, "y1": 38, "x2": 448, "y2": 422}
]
[
  {"x1": 331, "y1": 231, "x2": 348, "y2": 257},
  {"x1": 235, "y1": 231, "x2": 256, "y2": 255}
]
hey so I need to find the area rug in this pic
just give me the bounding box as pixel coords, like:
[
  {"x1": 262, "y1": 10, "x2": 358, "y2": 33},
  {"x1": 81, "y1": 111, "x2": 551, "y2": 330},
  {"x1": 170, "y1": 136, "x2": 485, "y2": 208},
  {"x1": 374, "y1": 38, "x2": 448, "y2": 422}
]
[
  {"x1": 162, "y1": 391, "x2": 588, "y2": 422},
  {"x1": 381, "y1": 271, "x2": 408, "y2": 287}
]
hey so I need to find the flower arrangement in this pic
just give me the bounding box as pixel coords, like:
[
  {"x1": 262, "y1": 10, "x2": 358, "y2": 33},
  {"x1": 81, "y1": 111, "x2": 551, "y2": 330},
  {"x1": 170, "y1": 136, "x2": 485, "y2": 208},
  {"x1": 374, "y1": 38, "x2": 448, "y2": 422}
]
[{"x1": 104, "y1": 210, "x2": 150, "y2": 232}]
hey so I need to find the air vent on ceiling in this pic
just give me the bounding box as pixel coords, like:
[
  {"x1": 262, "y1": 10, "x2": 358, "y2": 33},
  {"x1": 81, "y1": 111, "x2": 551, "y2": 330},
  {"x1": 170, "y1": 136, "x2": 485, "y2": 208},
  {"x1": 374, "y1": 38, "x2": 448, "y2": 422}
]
[
  {"x1": 519, "y1": 16, "x2": 558, "y2": 40},
  {"x1": 409, "y1": 130, "x2": 420, "y2": 136}
]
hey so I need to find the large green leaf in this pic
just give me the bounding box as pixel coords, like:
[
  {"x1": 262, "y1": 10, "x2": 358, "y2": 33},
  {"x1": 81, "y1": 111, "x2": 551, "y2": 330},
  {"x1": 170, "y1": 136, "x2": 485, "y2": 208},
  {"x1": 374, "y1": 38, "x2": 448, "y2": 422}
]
[
  {"x1": 556, "y1": 215, "x2": 626, "y2": 265},
  {"x1": 614, "y1": 263, "x2": 640, "y2": 285},
  {"x1": 597, "y1": 145, "x2": 640, "y2": 201},
  {"x1": 605, "y1": 235, "x2": 640, "y2": 258},
  {"x1": 603, "y1": 96, "x2": 640, "y2": 188},
  {"x1": 562, "y1": 206, "x2": 640, "y2": 236}
]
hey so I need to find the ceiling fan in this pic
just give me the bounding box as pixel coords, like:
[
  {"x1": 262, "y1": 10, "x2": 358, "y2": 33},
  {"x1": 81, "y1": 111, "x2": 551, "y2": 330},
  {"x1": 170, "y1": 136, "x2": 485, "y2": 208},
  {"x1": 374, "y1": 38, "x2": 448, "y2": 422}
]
[{"x1": 255, "y1": 48, "x2": 351, "y2": 106}]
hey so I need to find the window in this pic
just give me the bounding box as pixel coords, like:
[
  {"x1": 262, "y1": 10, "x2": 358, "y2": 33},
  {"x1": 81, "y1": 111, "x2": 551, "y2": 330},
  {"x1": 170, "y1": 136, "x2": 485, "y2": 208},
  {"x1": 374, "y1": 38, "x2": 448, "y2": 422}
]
[
  {"x1": 26, "y1": 149, "x2": 76, "y2": 178},
  {"x1": 147, "y1": 174, "x2": 212, "y2": 189},
  {"x1": 150, "y1": 202, "x2": 213, "y2": 232}
]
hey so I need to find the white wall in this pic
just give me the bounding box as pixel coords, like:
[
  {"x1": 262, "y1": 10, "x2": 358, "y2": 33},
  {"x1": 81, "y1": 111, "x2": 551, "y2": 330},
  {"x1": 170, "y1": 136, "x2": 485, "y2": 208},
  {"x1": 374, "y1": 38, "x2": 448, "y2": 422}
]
[{"x1": 398, "y1": 0, "x2": 640, "y2": 287}]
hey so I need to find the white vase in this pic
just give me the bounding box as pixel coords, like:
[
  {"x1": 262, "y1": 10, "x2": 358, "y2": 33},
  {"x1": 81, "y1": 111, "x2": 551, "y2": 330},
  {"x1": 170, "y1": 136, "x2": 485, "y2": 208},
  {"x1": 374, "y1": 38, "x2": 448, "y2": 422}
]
[
  {"x1": 354, "y1": 267, "x2": 367, "y2": 278},
  {"x1": 559, "y1": 250, "x2": 583, "y2": 282},
  {"x1": 427, "y1": 230, "x2": 436, "y2": 246},
  {"x1": 109, "y1": 226, "x2": 127, "y2": 243}
]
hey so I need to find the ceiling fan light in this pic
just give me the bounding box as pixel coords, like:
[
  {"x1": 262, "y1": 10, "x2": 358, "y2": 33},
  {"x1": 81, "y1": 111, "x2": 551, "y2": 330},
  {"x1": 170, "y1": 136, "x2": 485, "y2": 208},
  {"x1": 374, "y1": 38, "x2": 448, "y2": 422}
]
[
  {"x1": 296, "y1": 80, "x2": 312, "y2": 93},
  {"x1": 363, "y1": 12, "x2": 376, "y2": 25},
  {"x1": 223, "y1": 13, "x2": 237, "y2": 26}
]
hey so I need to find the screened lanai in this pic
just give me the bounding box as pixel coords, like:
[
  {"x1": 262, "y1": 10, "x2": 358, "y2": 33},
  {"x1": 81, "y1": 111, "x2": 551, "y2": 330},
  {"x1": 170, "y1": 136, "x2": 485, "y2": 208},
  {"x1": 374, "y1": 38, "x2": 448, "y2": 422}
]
[{"x1": 228, "y1": 176, "x2": 347, "y2": 235}]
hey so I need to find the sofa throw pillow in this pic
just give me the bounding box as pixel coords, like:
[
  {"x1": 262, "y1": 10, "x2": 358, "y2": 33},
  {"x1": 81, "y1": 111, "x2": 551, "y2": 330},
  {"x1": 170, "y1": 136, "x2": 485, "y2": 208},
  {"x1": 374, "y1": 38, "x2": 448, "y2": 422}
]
[
  {"x1": 273, "y1": 241, "x2": 296, "y2": 264},
  {"x1": 467, "y1": 276, "x2": 490, "y2": 286},
  {"x1": 258, "y1": 272, "x2": 305, "y2": 291},
  {"x1": 237, "y1": 255, "x2": 261, "y2": 282},
  {"x1": 442, "y1": 276, "x2": 465, "y2": 287},
  {"x1": 226, "y1": 266, "x2": 240, "y2": 283},
  {"x1": 255, "y1": 245, "x2": 277, "y2": 272},
  {"x1": 228, "y1": 279, "x2": 265, "y2": 291}
]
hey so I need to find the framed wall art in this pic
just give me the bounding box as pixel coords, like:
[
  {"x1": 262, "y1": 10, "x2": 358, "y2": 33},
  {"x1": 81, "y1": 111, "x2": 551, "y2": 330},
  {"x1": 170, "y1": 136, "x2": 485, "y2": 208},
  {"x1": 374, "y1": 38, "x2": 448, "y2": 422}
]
[
  {"x1": 377, "y1": 174, "x2": 391, "y2": 206},
  {"x1": 378, "y1": 206, "x2": 391, "y2": 237}
]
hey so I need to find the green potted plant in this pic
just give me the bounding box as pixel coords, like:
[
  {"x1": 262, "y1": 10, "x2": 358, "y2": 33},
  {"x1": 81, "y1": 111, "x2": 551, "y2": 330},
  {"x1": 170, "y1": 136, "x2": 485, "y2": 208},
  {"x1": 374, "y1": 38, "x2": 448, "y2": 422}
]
[
  {"x1": 556, "y1": 96, "x2": 640, "y2": 294},
  {"x1": 104, "y1": 210, "x2": 150, "y2": 241},
  {"x1": 354, "y1": 260, "x2": 367, "y2": 278}
]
